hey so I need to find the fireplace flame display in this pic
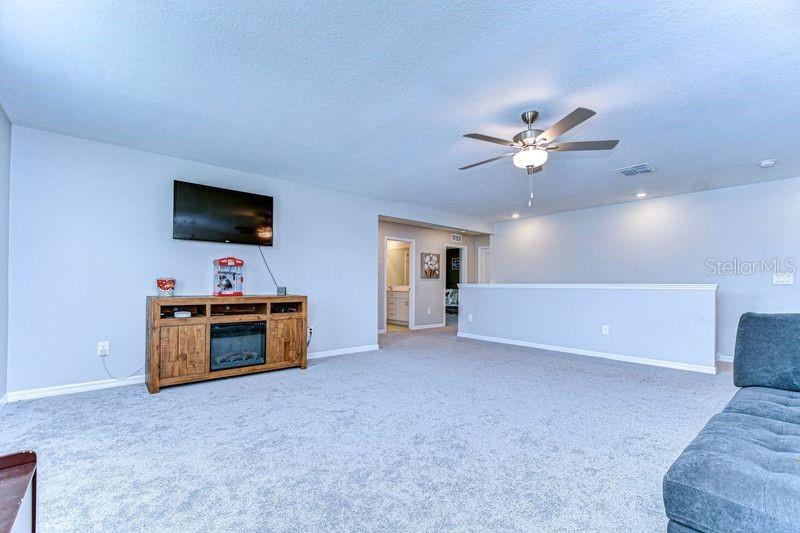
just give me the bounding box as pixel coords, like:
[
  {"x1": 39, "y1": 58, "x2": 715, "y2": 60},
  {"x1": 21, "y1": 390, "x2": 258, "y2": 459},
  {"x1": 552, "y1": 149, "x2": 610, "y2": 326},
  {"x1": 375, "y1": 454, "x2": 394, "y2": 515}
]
[{"x1": 210, "y1": 322, "x2": 266, "y2": 371}]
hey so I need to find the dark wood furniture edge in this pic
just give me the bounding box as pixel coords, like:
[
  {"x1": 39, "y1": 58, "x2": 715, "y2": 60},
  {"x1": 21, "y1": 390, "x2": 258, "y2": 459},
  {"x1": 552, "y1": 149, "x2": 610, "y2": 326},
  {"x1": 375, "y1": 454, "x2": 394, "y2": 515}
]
[{"x1": 0, "y1": 451, "x2": 37, "y2": 533}]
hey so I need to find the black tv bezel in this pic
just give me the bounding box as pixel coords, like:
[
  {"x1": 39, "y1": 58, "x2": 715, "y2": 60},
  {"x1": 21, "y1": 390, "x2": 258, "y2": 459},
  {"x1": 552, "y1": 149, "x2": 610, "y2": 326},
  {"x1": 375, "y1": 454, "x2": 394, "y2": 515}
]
[{"x1": 172, "y1": 180, "x2": 274, "y2": 247}]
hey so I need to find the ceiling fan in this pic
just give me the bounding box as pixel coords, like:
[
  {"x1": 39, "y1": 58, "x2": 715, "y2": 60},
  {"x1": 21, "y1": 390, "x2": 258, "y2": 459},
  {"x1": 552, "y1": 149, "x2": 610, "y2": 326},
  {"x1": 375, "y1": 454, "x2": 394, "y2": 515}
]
[{"x1": 460, "y1": 108, "x2": 618, "y2": 206}]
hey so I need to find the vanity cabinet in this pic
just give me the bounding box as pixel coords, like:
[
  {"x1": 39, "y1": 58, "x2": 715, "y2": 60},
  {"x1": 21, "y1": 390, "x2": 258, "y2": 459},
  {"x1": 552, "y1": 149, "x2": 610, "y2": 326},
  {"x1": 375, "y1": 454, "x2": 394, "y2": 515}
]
[{"x1": 387, "y1": 291, "x2": 409, "y2": 324}]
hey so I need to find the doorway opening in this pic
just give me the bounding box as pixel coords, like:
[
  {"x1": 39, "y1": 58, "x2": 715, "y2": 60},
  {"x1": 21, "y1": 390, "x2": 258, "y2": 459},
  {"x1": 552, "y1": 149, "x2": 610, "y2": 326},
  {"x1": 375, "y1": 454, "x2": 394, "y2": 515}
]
[
  {"x1": 384, "y1": 238, "x2": 414, "y2": 332},
  {"x1": 445, "y1": 245, "x2": 466, "y2": 327}
]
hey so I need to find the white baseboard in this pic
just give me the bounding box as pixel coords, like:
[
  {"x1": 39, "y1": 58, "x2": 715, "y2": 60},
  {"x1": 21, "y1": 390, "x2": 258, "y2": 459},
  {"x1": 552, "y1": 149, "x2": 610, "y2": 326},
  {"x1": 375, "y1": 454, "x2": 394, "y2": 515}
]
[
  {"x1": 308, "y1": 344, "x2": 379, "y2": 360},
  {"x1": 377, "y1": 329, "x2": 387, "y2": 334},
  {"x1": 717, "y1": 354, "x2": 734, "y2": 363},
  {"x1": 6, "y1": 345, "x2": 380, "y2": 402},
  {"x1": 6, "y1": 374, "x2": 145, "y2": 402},
  {"x1": 457, "y1": 332, "x2": 717, "y2": 374},
  {"x1": 410, "y1": 322, "x2": 446, "y2": 330}
]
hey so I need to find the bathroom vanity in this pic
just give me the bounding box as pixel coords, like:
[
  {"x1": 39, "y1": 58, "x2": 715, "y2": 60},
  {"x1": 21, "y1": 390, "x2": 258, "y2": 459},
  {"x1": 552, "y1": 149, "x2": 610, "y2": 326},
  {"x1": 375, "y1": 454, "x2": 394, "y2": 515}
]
[{"x1": 387, "y1": 289, "x2": 409, "y2": 325}]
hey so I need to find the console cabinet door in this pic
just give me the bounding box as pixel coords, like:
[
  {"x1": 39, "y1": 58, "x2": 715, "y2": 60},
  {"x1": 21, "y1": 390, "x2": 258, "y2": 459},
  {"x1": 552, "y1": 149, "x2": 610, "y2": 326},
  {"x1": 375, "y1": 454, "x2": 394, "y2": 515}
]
[
  {"x1": 159, "y1": 324, "x2": 207, "y2": 378},
  {"x1": 268, "y1": 318, "x2": 304, "y2": 363}
]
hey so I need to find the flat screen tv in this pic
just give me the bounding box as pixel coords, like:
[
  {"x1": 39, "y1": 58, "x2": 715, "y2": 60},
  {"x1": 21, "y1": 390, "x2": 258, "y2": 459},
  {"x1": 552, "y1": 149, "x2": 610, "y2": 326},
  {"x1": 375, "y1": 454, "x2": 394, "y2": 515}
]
[{"x1": 173, "y1": 180, "x2": 274, "y2": 246}]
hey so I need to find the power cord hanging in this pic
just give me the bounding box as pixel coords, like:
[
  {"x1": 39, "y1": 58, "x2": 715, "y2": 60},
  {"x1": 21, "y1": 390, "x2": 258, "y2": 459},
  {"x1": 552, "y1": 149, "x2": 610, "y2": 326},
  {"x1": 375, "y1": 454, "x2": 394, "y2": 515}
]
[
  {"x1": 259, "y1": 246, "x2": 311, "y2": 348},
  {"x1": 102, "y1": 357, "x2": 145, "y2": 381},
  {"x1": 101, "y1": 250, "x2": 304, "y2": 379},
  {"x1": 258, "y1": 246, "x2": 280, "y2": 290}
]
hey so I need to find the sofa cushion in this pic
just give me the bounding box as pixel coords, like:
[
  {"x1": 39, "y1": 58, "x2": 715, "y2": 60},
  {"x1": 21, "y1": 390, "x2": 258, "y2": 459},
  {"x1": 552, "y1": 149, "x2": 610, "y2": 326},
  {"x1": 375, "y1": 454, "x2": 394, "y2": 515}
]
[
  {"x1": 734, "y1": 313, "x2": 800, "y2": 392},
  {"x1": 667, "y1": 520, "x2": 701, "y2": 533},
  {"x1": 664, "y1": 387, "x2": 800, "y2": 533}
]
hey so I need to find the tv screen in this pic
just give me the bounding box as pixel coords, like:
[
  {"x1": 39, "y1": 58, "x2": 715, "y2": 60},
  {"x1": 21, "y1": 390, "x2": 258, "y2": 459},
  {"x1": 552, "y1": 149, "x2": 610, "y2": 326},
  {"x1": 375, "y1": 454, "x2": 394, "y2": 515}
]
[{"x1": 173, "y1": 181, "x2": 274, "y2": 246}]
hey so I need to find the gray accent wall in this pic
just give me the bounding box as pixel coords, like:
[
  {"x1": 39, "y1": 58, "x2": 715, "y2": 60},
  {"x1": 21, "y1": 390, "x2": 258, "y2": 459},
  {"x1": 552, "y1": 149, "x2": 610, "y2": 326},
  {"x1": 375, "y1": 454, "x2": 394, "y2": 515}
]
[
  {"x1": 458, "y1": 284, "x2": 718, "y2": 371},
  {"x1": 0, "y1": 105, "x2": 9, "y2": 399},
  {"x1": 6, "y1": 126, "x2": 489, "y2": 393},
  {"x1": 490, "y1": 177, "x2": 800, "y2": 358}
]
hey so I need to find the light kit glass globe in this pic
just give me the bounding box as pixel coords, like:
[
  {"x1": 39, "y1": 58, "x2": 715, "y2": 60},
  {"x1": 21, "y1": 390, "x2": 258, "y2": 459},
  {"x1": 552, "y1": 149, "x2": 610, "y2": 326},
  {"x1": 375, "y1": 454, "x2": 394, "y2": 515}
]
[{"x1": 513, "y1": 148, "x2": 548, "y2": 169}]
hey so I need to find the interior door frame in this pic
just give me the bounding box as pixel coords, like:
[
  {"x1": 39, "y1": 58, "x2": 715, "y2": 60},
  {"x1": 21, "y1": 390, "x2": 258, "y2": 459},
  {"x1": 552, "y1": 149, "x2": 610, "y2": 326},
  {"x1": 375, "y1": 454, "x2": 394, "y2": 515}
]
[
  {"x1": 477, "y1": 245, "x2": 490, "y2": 284},
  {"x1": 444, "y1": 244, "x2": 468, "y2": 325},
  {"x1": 383, "y1": 236, "x2": 416, "y2": 332}
]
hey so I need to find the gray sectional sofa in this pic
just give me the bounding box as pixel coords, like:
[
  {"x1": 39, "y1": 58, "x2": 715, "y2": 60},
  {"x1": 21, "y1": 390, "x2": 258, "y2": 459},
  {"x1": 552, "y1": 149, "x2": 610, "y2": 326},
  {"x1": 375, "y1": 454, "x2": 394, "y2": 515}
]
[{"x1": 663, "y1": 313, "x2": 800, "y2": 532}]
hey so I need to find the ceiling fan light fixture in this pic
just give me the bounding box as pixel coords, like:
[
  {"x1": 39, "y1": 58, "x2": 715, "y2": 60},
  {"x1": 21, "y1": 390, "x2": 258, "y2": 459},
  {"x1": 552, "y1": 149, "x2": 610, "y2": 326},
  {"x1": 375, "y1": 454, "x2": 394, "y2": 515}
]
[{"x1": 512, "y1": 148, "x2": 548, "y2": 169}]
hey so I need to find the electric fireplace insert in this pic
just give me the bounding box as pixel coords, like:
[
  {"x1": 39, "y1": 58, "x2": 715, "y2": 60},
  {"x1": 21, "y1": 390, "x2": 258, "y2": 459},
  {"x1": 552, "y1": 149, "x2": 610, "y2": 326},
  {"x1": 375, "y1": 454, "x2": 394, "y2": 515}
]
[{"x1": 210, "y1": 321, "x2": 266, "y2": 371}]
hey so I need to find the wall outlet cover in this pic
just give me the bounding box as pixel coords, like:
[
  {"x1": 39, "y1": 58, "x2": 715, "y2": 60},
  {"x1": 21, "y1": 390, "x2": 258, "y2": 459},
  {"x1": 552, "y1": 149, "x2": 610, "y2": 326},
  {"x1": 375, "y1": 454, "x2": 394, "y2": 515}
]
[
  {"x1": 427, "y1": 308, "x2": 432, "y2": 315},
  {"x1": 601, "y1": 325, "x2": 610, "y2": 335},
  {"x1": 468, "y1": 314, "x2": 473, "y2": 322},
  {"x1": 97, "y1": 340, "x2": 110, "y2": 356}
]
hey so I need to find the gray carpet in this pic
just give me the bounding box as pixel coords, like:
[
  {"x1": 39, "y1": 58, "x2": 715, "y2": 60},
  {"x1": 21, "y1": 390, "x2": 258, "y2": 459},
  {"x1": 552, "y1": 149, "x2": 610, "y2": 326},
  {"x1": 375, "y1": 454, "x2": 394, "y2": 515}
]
[{"x1": 0, "y1": 326, "x2": 736, "y2": 531}]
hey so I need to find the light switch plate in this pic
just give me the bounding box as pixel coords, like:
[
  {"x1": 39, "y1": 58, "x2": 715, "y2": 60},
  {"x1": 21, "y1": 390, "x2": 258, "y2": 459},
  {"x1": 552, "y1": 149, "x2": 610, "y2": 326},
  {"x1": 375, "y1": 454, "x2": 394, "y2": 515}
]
[
  {"x1": 468, "y1": 314, "x2": 473, "y2": 322},
  {"x1": 601, "y1": 325, "x2": 610, "y2": 335},
  {"x1": 773, "y1": 273, "x2": 794, "y2": 285}
]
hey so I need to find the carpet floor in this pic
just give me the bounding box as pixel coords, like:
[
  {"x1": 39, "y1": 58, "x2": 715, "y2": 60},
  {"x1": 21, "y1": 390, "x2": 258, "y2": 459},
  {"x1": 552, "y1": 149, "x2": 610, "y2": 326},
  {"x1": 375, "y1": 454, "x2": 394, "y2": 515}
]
[{"x1": 0, "y1": 326, "x2": 736, "y2": 532}]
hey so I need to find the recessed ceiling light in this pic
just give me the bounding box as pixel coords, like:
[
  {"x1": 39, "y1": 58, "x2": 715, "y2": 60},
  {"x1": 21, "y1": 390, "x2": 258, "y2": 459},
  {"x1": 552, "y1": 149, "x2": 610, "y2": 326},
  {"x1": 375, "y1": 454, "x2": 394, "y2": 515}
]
[
  {"x1": 759, "y1": 159, "x2": 776, "y2": 168},
  {"x1": 511, "y1": 213, "x2": 520, "y2": 219},
  {"x1": 636, "y1": 192, "x2": 647, "y2": 198}
]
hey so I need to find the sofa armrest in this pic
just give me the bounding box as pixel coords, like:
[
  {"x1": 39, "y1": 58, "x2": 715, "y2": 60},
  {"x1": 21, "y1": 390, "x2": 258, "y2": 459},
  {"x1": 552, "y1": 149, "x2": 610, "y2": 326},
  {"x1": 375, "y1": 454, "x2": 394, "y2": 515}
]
[{"x1": 734, "y1": 312, "x2": 800, "y2": 391}]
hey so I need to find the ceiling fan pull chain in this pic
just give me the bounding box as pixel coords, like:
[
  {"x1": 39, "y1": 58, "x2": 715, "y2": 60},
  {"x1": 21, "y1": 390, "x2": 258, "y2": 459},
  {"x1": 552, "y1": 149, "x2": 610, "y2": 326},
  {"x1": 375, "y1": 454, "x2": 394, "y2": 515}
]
[{"x1": 528, "y1": 174, "x2": 534, "y2": 207}]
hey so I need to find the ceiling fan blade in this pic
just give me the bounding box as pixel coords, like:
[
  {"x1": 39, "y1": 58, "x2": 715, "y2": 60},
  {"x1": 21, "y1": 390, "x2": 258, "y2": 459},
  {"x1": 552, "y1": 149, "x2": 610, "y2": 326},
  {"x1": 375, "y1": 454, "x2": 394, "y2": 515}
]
[
  {"x1": 548, "y1": 140, "x2": 619, "y2": 151},
  {"x1": 458, "y1": 153, "x2": 515, "y2": 170},
  {"x1": 536, "y1": 108, "x2": 596, "y2": 143},
  {"x1": 463, "y1": 133, "x2": 517, "y2": 147}
]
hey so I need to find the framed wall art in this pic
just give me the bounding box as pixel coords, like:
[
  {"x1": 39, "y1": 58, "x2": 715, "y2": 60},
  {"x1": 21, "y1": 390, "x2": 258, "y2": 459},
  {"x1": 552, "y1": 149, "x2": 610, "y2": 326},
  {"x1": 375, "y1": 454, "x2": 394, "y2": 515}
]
[{"x1": 421, "y1": 252, "x2": 440, "y2": 279}]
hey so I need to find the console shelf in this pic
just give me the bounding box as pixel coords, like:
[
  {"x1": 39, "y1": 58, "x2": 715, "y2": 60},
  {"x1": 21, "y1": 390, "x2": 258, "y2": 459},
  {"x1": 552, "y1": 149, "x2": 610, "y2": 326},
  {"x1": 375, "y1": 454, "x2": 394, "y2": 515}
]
[{"x1": 146, "y1": 295, "x2": 307, "y2": 393}]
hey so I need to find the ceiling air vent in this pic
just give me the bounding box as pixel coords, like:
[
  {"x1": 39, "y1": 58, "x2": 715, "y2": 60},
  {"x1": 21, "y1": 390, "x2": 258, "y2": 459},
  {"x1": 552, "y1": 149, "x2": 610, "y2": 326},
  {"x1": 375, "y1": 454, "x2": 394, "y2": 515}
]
[
  {"x1": 615, "y1": 163, "x2": 656, "y2": 176},
  {"x1": 450, "y1": 233, "x2": 463, "y2": 243}
]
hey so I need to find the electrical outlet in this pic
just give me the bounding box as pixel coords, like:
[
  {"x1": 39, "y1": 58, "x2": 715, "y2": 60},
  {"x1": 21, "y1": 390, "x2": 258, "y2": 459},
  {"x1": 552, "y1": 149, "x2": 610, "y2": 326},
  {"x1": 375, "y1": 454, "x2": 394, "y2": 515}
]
[
  {"x1": 97, "y1": 340, "x2": 110, "y2": 356},
  {"x1": 601, "y1": 325, "x2": 610, "y2": 335},
  {"x1": 468, "y1": 314, "x2": 473, "y2": 322},
  {"x1": 427, "y1": 308, "x2": 432, "y2": 315}
]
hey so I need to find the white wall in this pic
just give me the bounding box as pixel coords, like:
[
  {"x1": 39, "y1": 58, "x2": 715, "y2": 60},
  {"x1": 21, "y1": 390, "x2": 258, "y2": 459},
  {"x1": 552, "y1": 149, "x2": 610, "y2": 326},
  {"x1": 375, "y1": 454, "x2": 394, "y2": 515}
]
[
  {"x1": 490, "y1": 177, "x2": 800, "y2": 358},
  {"x1": 377, "y1": 221, "x2": 484, "y2": 330},
  {"x1": 0, "y1": 105, "x2": 10, "y2": 399},
  {"x1": 7, "y1": 127, "x2": 489, "y2": 393},
  {"x1": 458, "y1": 284, "x2": 718, "y2": 373}
]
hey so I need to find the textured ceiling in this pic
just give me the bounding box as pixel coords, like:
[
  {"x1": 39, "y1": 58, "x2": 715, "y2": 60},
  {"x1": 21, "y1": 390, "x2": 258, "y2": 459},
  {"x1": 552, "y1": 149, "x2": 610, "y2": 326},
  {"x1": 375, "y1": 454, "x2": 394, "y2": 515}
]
[{"x1": 2, "y1": 1, "x2": 799, "y2": 221}]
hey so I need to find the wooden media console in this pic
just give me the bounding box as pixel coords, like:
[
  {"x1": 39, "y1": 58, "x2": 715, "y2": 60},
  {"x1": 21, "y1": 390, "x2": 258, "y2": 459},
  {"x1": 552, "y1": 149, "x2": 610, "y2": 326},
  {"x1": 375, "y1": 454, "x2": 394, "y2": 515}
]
[{"x1": 146, "y1": 295, "x2": 307, "y2": 393}]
